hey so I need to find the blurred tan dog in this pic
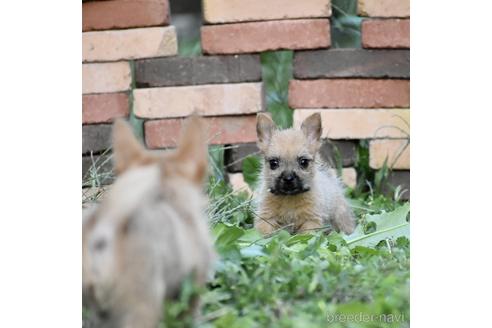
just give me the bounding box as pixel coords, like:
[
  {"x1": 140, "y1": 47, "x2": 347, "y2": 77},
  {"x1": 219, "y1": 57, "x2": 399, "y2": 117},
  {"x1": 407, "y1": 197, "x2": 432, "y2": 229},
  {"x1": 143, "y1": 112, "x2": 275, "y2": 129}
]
[
  {"x1": 255, "y1": 113, "x2": 356, "y2": 235},
  {"x1": 82, "y1": 116, "x2": 216, "y2": 328}
]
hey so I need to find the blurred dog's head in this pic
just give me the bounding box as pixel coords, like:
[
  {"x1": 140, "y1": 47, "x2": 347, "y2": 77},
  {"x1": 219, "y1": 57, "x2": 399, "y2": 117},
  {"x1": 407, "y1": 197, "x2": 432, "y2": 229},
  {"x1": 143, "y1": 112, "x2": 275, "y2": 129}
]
[
  {"x1": 256, "y1": 113, "x2": 322, "y2": 196},
  {"x1": 82, "y1": 115, "x2": 208, "y2": 326}
]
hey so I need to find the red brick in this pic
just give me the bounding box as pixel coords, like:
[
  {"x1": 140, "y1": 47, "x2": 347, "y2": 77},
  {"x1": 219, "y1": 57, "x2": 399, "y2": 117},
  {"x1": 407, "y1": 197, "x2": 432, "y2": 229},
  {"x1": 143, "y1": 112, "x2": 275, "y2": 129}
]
[
  {"x1": 201, "y1": 19, "x2": 330, "y2": 55},
  {"x1": 203, "y1": 0, "x2": 331, "y2": 24},
  {"x1": 289, "y1": 79, "x2": 409, "y2": 108},
  {"x1": 82, "y1": 93, "x2": 129, "y2": 124},
  {"x1": 145, "y1": 115, "x2": 257, "y2": 148},
  {"x1": 82, "y1": 0, "x2": 170, "y2": 32},
  {"x1": 358, "y1": 0, "x2": 410, "y2": 18},
  {"x1": 362, "y1": 19, "x2": 410, "y2": 48}
]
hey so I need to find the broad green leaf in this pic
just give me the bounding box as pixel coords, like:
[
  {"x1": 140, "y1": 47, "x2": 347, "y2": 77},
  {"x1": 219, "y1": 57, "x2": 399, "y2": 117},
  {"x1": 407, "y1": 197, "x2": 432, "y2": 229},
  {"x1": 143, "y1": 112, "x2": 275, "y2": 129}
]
[
  {"x1": 367, "y1": 202, "x2": 410, "y2": 231},
  {"x1": 215, "y1": 224, "x2": 245, "y2": 247},
  {"x1": 242, "y1": 155, "x2": 262, "y2": 190},
  {"x1": 240, "y1": 244, "x2": 265, "y2": 258},
  {"x1": 352, "y1": 245, "x2": 380, "y2": 256},
  {"x1": 212, "y1": 222, "x2": 227, "y2": 242},
  {"x1": 286, "y1": 234, "x2": 314, "y2": 246},
  {"x1": 238, "y1": 228, "x2": 262, "y2": 243},
  {"x1": 345, "y1": 203, "x2": 410, "y2": 248}
]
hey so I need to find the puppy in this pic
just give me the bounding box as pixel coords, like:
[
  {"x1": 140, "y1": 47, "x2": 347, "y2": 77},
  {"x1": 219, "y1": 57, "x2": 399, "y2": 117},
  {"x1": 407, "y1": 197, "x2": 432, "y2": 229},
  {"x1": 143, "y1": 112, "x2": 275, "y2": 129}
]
[
  {"x1": 82, "y1": 116, "x2": 216, "y2": 328},
  {"x1": 254, "y1": 112, "x2": 356, "y2": 235}
]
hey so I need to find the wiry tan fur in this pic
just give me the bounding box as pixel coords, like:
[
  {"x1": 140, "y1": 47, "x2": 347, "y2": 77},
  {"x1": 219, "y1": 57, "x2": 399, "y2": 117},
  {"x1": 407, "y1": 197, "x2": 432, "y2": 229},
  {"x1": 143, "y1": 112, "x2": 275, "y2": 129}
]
[
  {"x1": 254, "y1": 113, "x2": 356, "y2": 235},
  {"x1": 82, "y1": 116, "x2": 216, "y2": 328}
]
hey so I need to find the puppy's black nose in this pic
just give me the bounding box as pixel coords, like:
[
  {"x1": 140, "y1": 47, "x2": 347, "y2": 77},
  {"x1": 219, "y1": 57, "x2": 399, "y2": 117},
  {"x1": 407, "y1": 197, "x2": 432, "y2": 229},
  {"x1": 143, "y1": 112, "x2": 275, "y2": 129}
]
[{"x1": 282, "y1": 172, "x2": 295, "y2": 183}]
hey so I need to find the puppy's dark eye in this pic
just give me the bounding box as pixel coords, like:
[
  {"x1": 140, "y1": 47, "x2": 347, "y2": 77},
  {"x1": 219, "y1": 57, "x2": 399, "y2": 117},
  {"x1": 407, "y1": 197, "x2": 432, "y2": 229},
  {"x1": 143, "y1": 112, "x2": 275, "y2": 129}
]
[
  {"x1": 298, "y1": 157, "x2": 310, "y2": 169},
  {"x1": 269, "y1": 159, "x2": 279, "y2": 170},
  {"x1": 93, "y1": 238, "x2": 107, "y2": 252}
]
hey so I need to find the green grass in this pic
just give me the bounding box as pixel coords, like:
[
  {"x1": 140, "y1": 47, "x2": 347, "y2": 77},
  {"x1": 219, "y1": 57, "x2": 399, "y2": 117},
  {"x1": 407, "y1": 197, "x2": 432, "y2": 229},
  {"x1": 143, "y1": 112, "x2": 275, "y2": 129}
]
[
  {"x1": 83, "y1": 145, "x2": 410, "y2": 328},
  {"x1": 190, "y1": 144, "x2": 409, "y2": 327},
  {"x1": 163, "y1": 166, "x2": 410, "y2": 328}
]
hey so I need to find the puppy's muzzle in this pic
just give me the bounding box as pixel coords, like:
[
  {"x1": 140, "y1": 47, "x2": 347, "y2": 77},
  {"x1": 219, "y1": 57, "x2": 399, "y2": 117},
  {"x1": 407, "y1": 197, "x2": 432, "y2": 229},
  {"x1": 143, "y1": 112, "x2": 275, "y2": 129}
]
[{"x1": 272, "y1": 171, "x2": 310, "y2": 195}]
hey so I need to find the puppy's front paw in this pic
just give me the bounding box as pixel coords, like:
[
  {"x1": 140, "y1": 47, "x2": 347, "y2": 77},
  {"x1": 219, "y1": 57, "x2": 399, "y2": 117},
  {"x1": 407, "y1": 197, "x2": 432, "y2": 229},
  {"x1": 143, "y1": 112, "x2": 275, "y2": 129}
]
[
  {"x1": 297, "y1": 219, "x2": 323, "y2": 234},
  {"x1": 332, "y1": 201, "x2": 356, "y2": 235},
  {"x1": 255, "y1": 219, "x2": 278, "y2": 235}
]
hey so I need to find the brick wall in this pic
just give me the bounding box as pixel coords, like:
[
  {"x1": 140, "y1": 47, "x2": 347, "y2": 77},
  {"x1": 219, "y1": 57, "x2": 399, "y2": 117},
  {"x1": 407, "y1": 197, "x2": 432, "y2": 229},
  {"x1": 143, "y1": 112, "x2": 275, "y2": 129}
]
[
  {"x1": 82, "y1": 0, "x2": 176, "y2": 187},
  {"x1": 360, "y1": 0, "x2": 410, "y2": 197},
  {"x1": 289, "y1": 0, "x2": 409, "y2": 198},
  {"x1": 82, "y1": 0, "x2": 410, "y2": 199}
]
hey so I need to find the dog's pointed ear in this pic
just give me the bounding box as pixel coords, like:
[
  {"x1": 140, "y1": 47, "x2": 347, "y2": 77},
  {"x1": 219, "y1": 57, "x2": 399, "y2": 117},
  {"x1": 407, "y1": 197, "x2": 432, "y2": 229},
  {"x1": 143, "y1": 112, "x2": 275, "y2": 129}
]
[
  {"x1": 301, "y1": 113, "x2": 322, "y2": 142},
  {"x1": 112, "y1": 119, "x2": 150, "y2": 175},
  {"x1": 169, "y1": 115, "x2": 208, "y2": 185},
  {"x1": 256, "y1": 113, "x2": 276, "y2": 151},
  {"x1": 301, "y1": 113, "x2": 322, "y2": 151}
]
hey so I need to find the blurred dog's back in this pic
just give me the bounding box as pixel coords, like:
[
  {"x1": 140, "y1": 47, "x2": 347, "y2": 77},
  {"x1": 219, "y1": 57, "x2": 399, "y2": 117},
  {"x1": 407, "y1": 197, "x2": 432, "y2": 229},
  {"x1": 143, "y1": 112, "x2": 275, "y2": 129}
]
[{"x1": 82, "y1": 116, "x2": 216, "y2": 328}]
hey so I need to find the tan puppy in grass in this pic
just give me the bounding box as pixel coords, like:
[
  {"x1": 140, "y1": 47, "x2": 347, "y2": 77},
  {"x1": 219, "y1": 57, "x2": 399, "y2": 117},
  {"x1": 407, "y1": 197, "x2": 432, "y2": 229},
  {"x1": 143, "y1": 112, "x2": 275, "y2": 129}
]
[
  {"x1": 254, "y1": 112, "x2": 356, "y2": 235},
  {"x1": 82, "y1": 116, "x2": 216, "y2": 328}
]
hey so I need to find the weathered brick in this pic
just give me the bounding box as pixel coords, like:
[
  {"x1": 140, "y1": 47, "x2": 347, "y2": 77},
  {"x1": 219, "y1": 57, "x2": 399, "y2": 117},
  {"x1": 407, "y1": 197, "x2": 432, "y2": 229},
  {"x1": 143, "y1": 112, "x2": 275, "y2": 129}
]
[
  {"x1": 319, "y1": 140, "x2": 358, "y2": 167},
  {"x1": 289, "y1": 79, "x2": 409, "y2": 108},
  {"x1": 328, "y1": 168, "x2": 357, "y2": 189},
  {"x1": 82, "y1": 62, "x2": 131, "y2": 94},
  {"x1": 135, "y1": 55, "x2": 261, "y2": 87},
  {"x1": 358, "y1": 0, "x2": 410, "y2": 18},
  {"x1": 145, "y1": 115, "x2": 257, "y2": 148},
  {"x1": 369, "y1": 139, "x2": 409, "y2": 169},
  {"x1": 383, "y1": 170, "x2": 410, "y2": 200},
  {"x1": 293, "y1": 49, "x2": 409, "y2": 79},
  {"x1": 83, "y1": 26, "x2": 177, "y2": 62},
  {"x1": 134, "y1": 83, "x2": 263, "y2": 119},
  {"x1": 294, "y1": 109, "x2": 410, "y2": 139},
  {"x1": 82, "y1": 124, "x2": 112, "y2": 154},
  {"x1": 82, "y1": 154, "x2": 114, "y2": 186},
  {"x1": 83, "y1": 93, "x2": 129, "y2": 124},
  {"x1": 224, "y1": 143, "x2": 260, "y2": 173},
  {"x1": 228, "y1": 173, "x2": 253, "y2": 195},
  {"x1": 83, "y1": 0, "x2": 170, "y2": 32},
  {"x1": 362, "y1": 19, "x2": 410, "y2": 49},
  {"x1": 203, "y1": 0, "x2": 331, "y2": 24},
  {"x1": 201, "y1": 19, "x2": 330, "y2": 55}
]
